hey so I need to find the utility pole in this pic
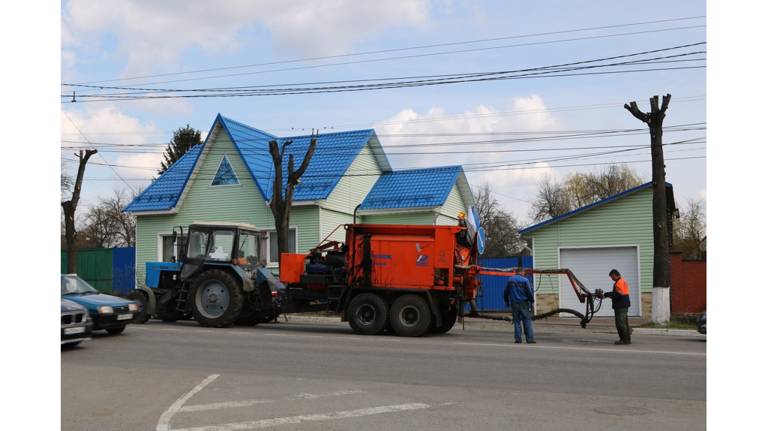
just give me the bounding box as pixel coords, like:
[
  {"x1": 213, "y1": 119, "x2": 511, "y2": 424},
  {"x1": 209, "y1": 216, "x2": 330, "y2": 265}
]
[
  {"x1": 62, "y1": 149, "x2": 97, "y2": 274},
  {"x1": 624, "y1": 94, "x2": 672, "y2": 324}
]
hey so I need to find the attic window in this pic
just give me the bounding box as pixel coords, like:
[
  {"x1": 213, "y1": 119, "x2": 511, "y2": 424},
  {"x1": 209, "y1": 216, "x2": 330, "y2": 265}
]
[{"x1": 211, "y1": 156, "x2": 239, "y2": 186}]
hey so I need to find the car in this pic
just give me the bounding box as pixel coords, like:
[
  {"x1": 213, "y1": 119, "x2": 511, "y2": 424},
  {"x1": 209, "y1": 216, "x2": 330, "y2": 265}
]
[
  {"x1": 61, "y1": 274, "x2": 139, "y2": 335},
  {"x1": 61, "y1": 299, "x2": 92, "y2": 347},
  {"x1": 697, "y1": 312, "x2": 706, "y2": 335}
]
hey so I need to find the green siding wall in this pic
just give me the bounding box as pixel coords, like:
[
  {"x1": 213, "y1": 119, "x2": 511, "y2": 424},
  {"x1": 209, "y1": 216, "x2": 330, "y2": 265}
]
[
  {"x1": 319, "y1": 208, "x2": 354, "y2": 243},
  {"x1": 322, "y1": 142, "x2": 381, "y2": 214},
  {"x1": 361, "y1": 212, "x2": 436, "y2": 225},
  {"x1": 135, "y1": 129, "x2": 319, "y2": 286},
  {"x1": 436, "y1": 184, "x2": 468, "y2": 225},
  {"x1": 525, "y1": 188, "x2": 654, "y2": 294}
]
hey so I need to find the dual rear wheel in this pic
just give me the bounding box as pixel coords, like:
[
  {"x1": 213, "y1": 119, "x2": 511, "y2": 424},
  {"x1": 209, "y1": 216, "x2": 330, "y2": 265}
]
[{"x1": 347, "y1": 293, "x2": 455, "y2": 337}]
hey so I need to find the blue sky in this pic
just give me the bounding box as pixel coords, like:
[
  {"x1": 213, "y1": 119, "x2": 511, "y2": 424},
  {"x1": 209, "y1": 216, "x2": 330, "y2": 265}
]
[{"x1": 61, "y1": 0, "x2": 706, "y2": 223}]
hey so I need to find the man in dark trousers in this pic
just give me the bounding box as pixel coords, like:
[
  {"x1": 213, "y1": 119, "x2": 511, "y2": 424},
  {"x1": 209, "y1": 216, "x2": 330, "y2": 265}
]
[
  {"x1": 603, "y1": 269, "x2": 632, "y2": 345},
  {"x1": 504, "y1": 274, "x2": 536, "y2": 344}
]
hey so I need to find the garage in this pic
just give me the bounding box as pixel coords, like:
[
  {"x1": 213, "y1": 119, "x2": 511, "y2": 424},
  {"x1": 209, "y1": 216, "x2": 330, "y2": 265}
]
[{"x1": 559, "y1": 247, "x2": 641, "y2": 317}]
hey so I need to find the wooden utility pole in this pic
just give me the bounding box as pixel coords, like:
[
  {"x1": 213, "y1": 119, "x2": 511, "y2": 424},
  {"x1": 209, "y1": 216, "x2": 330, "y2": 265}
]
[
  {"x1": 268, "y1": 133, "x2": 317, "y2": 265},
  {"x1": 61, "y1": 149, "x2": 97, "y2": 274},
  {"x1": 624, "y1": 94, "x2": 672, "y2": 324}
]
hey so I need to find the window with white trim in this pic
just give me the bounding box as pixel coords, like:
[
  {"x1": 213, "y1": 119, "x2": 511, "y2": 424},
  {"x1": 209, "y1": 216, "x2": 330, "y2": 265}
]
[
  {"x1": 160, "y1": 234, "x2": 186, "y2": 262},
  {"x1": 267, "y1": 229, "x2": 297, "y2": 265},
  {"x1": 211, "y1": 155, "x2": 239, "y2": 186}
]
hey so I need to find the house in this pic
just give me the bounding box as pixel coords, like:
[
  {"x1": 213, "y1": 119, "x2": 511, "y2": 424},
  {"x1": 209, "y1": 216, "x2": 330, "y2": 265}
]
[
  {"x1": 126, "y1": 114, "x2": 474, "y2": 287},
  {"x1": 519, "y1": 182, "x2": 675, "y2": 318}
]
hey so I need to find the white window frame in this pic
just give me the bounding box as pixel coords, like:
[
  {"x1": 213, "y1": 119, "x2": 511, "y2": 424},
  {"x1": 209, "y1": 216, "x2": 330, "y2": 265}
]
[
  {"x1": 265, "y1": 226, "x2": 299, "y2": 267},
  {"x1": 156, "y1": 232, "x2": 186, "y2": 262},
  {"x1": 210, "y1": 155, "x2": 240, "y2": 187}
]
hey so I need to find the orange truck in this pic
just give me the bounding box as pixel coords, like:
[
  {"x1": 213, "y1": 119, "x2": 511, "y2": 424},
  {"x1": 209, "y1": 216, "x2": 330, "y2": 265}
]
[{"x1": 279, "y1": 223, "x2": 600, "y2": 337}]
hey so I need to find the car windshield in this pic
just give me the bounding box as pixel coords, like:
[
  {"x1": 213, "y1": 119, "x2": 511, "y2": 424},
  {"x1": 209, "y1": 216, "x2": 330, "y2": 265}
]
[{"x1": 61, "y1": 275, "x2": 99, "y2": 295}]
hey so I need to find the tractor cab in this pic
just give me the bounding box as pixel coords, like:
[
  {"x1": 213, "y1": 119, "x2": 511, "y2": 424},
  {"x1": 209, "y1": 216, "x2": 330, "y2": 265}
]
[{"x1": 174, "y1": 222, "x2": 266, "y2": 282}]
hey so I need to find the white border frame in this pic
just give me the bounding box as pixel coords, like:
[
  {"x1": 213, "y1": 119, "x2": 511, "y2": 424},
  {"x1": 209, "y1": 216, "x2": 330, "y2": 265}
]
[{"x1": 556, "y1": 244, "x2": 643, "y2": 317}]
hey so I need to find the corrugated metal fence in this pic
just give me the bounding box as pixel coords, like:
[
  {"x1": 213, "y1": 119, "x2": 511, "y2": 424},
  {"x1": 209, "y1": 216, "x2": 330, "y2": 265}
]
[
  {"x1": 61, "y1": 247, "x2": 135, "y2": 295},
  {"x1": 474, "y1": 256, "x2": 533, "y2": 312}
]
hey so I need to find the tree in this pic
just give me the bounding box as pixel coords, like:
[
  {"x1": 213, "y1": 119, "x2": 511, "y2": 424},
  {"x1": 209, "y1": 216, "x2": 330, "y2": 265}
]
[
  {"x1": 61, "y1": 149, "x2": 97, "y2": 273},
  {"x1": 268, "y1": 134, "x2": 317, "y2": 264},
  {"x1": 80, "y1": 190, "x2": 137, "y2": 248},
  {"x1": 530, "y1": 175, "x2": 572, "y2": 222},
  {"x1": 473, "y1": 184, "x2": 527, "y2": 257},
  {"x1": 530, "y1": 166, "x2": 643, "y2": 221},
  {"x1": 159, "y1": 125, "x2": 202, "y2": 174},
  {"x1": 673, "y1": 199, "x2": 706, "y2": 260}
]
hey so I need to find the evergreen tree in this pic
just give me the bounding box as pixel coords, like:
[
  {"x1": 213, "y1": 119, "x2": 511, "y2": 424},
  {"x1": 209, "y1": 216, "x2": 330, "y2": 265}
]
[{"x1": 159, "y1": 124, "x2": 202, "y2": 174}]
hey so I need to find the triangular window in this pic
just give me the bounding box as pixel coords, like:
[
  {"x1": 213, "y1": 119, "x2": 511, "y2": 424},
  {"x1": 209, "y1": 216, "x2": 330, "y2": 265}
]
[{"x1": 211, "y1": 156, "x2": 239, "y2": 186}]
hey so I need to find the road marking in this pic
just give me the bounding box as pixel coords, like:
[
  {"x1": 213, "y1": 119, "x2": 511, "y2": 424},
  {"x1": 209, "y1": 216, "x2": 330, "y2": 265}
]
[
  {"x1": 171, "y1": 403, "x2": 431, "y2": 431},
  {"x1": 157, "y1": 374, "x2": 219, "y2": 431},
  {"x1": 452, "y1": 342, "x2": 705, "y2": 356},
  {"x1": 180, "y1": 389, "x2": 365, "y2": 412}
]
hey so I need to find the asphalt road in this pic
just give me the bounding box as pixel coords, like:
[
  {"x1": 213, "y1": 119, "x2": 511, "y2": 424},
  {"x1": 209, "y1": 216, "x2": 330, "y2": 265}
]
[{"x1": 61, "y1": 318, "x2": 706, "y2": 431}]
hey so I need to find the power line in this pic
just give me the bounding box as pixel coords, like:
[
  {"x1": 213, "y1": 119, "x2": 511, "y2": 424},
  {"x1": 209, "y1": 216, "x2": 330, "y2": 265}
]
[{"x1": 72, "y1": 15, "x2": 704, "y2": 87}]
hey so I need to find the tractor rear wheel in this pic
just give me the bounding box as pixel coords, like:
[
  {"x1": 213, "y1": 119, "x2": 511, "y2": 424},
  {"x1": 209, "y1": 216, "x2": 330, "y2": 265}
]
[
  {"x1": 431, "y1": 308, "x2": 458, "y2": 334},
  {"x1": 126, "y1": 290, "x2": 150, "y2": 324},
  {"x1": 347, "y1": 293, "x2": 388, "y2": 335},
  {"x1": 389, "y1": 294, "x2": 432, "y2": 337},
  {"x1": 190, "y1": 270, "x2": 244, "y2": 327}
]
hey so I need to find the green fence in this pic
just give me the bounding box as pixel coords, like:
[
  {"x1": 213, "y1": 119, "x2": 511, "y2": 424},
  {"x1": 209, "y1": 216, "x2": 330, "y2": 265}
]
[{"x1": 61, "y1": 248, "x2": 114, "y2": 293}]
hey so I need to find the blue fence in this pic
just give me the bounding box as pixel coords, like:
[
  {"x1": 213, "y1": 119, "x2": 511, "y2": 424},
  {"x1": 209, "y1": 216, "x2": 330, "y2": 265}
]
[
  {"x1": 472, "y1": 256, "x2": 533, "y2": 312},
  {"x1": 111, "y1": 247, "x2": 136, "y2": 295}
]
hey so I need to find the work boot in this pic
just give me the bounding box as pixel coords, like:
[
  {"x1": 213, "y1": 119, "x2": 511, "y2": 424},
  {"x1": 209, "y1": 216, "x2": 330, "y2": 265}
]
[
  {"x1": 514, "y1": 340, "x2": 522, "y2": 344},
  {"x1": 614, "y1": 340, "x2": 629, "y2": 345}
]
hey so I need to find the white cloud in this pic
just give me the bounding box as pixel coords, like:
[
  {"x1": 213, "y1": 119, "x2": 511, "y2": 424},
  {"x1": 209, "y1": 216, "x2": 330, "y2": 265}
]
[
  {"x1": 63, "y1": 0, "x2": 432, "y2": 76},
  {"x1": 61, "y1": 105, "x2": 162, "y2": 183},
  {"x1": 373, "y1": 95, "x2": 562, "y2": 217}
]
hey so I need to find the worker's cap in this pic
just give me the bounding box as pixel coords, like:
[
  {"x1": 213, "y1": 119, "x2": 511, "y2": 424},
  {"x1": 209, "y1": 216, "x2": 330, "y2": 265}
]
[{"x1": 457, "y1": 211, "x2": 466, "y2": 219}]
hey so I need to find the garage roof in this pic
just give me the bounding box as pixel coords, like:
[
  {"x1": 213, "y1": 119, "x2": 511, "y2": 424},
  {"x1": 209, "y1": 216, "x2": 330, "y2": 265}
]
[{"x1": 520, "y1": 181, "x2": 674, "y2": 234}]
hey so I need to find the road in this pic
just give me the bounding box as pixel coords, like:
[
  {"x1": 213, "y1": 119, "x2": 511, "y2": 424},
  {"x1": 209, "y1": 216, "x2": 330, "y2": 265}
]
[{"x1": 61, "y1": 318, "x2": 706, "y2": 431}]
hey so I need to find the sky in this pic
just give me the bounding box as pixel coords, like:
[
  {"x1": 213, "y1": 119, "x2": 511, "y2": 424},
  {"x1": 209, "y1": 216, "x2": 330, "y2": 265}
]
[{"x1": 60, "y1": 0, "x2": 706, "y2": 225}]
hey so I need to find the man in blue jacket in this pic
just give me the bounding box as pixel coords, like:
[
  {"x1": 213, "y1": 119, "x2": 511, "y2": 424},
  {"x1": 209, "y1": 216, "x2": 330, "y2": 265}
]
[{"x1": 504, "y1": 274, "x2": 536, "y2": 343}]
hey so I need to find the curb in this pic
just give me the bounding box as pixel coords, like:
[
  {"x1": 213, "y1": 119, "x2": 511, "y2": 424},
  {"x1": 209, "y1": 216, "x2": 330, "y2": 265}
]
[{"x1": 632, "y1": 327, "x2": 705, "y2": 337}]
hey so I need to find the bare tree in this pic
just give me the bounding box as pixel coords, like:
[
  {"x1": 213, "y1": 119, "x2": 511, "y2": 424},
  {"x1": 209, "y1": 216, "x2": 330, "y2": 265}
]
[
  {"x1": 61, "y1": 149, "x2": 97, "y2": 273},
  {"x1": 80, "y1": 190, "x2": 137, "y2": 248},
  {"x1": 268, "y1": 134, "x2": 317, "y2": 264},
  {"x1": 473, "y1": 184, "x2": 526, "y2": 257},
  {"x1": 565, "y1": 165, "x2": 643, "y2": 207},
  {"x1": 530, "y1": 176, "x2": 572, "y2": 222},
  {"x1": 673, "y1": 199, "x2": 706, "y2": 260}
]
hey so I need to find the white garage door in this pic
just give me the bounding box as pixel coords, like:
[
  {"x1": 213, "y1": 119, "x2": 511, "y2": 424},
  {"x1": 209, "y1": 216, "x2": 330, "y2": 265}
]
[{"x1": 559, "y1": 247, "x2": 640, "y2": 317}]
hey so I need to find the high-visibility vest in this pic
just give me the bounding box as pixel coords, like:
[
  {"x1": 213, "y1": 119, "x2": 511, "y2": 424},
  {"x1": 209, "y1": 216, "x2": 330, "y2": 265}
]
[{"x1": 615, "y1": 278, "x2": 630, "y2": 296}]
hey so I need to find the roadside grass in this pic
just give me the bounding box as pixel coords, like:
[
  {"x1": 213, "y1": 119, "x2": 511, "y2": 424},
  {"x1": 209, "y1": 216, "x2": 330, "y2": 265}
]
[{"x1": 639, "y1": 315, "x2": 699, "y2": 330}]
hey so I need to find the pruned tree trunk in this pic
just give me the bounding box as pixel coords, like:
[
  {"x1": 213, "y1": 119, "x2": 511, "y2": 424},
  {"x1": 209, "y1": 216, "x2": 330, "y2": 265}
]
[
  {"x1": 268, "y1": 134, "x2": 317, "y2": 265},
  {"x1": 61, "y1": 149, "x2": 97, "y2": 273},
  {"x1": 624, "y1": 94, "x2": 672, "y2": 324}
]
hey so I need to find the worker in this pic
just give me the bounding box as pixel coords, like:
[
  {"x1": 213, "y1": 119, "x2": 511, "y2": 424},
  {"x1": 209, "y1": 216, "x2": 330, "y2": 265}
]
[
  {"x1": 504, "y1": 274, "x2": 536, "y2": 344},
  {"x1": 603, "y1": 269, "x2": 632, "y2": 345}
]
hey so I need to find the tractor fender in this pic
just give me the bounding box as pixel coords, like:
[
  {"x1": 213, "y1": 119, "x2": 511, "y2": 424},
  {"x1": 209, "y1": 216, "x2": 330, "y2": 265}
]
[
  {"x1": 137, "y1": 285, "x2": 157, "y2": 315},
  {"x1": 203, "y1": 263, "x2": 254, "y2": 292}
]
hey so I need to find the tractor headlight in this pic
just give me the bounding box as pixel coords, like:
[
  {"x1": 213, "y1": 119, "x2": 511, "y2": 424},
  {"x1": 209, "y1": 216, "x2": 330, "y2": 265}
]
[
  {"x1": 98, "y1": 305, "x2": 114, "y2": 314},
  {"x1": 128, "y1": 303, "x2": 139, "y2": 312}
]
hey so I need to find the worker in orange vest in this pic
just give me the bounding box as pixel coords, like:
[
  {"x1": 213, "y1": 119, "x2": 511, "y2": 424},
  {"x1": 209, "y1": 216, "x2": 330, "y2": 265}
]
[{"x1": 603, "y1": 269, "x2": 632, "y2": 345}]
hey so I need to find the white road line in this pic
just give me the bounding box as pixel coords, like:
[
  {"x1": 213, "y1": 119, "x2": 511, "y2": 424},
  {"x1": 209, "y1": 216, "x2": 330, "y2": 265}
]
[
  {"x1": 171, "y1": 403, "x2": 431, "y2": 431},
  {"x1": 180, "y1": 389, "x2": 366, "y2": 412},
  {"x1": 157, "y1": 374, "x2": 219, "y2": 431},
  {"x1": 452, "y1": 342, "x2": 705, "y2": 356}
]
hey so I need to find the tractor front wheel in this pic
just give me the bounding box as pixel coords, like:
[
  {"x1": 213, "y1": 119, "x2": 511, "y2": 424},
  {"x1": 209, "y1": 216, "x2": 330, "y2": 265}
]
[
  {"x1": 190, "y1": 270, "x2": 244, "y2": 327},
  {"x1": 126, "y1": 290, "x2": 150, "y2": 324}
]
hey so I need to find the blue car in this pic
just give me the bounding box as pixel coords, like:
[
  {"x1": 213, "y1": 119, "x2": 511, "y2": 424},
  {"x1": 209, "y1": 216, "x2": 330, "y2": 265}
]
[{"x1": 61, "y1": 274, "x2": 139, "y2": 335}]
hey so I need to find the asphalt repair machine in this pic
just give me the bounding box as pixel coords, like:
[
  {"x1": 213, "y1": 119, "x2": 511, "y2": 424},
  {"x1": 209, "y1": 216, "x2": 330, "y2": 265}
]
[{"x1": 278, "y1": 218, "x2": 604, "y2": 337}]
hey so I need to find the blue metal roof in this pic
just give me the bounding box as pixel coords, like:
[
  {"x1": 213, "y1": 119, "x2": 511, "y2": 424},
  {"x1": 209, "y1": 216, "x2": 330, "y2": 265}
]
[
  {"x1": 127, "y1": 114, "x2": 380, "y2": 212},
  {"x1": 124, "y1": 144, "x2": 204, "y2": 212},
  {"x1": 520, "y1": 181, "x2": 674, "y2": 234},
  {"x1": 359, "y1": 165, "x2": 463, "y2": 210}
]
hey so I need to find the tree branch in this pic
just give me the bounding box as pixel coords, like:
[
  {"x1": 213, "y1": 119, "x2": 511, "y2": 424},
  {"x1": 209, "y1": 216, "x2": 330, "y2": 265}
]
[{"x1": 623, "y1": 101, "x2": 649, "y2": 123}]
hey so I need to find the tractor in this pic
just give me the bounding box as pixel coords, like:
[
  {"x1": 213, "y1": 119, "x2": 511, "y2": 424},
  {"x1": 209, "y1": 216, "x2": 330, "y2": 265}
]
[{"x1": 127, "y1": 222, "x2": 282, "y2": 327}]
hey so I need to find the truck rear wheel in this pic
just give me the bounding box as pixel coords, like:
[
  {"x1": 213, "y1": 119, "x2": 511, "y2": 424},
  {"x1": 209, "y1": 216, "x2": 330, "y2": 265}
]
[
  {"x1": 190, "y1": 270, "x2": 244, "y2": 327},
  {"x1": 347, "y1": 293, "x2": 388, "y2": 335},
  {"x1": 431, "y1": 308, "x2": 458, "y2": 334},
  {"x1": 390, "y1": 294, "x2": 432, "y2": 337}
]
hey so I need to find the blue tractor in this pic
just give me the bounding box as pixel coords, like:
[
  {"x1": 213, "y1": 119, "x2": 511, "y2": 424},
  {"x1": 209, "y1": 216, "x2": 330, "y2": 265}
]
[{"x1": 126, "y1": 222, "x2": 283, "y2": 327}]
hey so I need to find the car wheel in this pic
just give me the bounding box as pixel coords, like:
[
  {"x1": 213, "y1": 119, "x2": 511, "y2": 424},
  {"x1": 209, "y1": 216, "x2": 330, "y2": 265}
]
[{"x1": 106, "y1": 326, "x2": 125, "y2": 335}]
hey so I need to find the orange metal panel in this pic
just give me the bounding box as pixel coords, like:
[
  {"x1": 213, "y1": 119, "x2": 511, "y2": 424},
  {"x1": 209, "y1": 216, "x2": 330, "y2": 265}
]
[{"x1": 279, "y1": 253, "x2": 307, "y2": 284}]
